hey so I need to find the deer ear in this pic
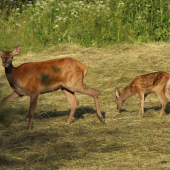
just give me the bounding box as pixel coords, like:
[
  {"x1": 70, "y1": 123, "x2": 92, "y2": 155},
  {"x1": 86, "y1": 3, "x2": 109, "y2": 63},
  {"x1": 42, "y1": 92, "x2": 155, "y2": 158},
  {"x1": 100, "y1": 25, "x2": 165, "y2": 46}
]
[
  {"x1": 0, "y1": 50, "x2": 4, "y2": 56},
  {"x1": 115, "y1": 88, "x2": 120, "y2": 98},
  {"x1": 12, "y1": 45, "x2": 22, "y2": 55}
]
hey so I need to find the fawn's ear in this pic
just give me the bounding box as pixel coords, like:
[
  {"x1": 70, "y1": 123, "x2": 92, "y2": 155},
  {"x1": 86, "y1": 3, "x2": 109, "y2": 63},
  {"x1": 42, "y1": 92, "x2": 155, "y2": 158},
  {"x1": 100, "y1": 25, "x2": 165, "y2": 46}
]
[
  {"x1": 12, "y1": 45, "x2": 22, "y2": 55},
  {"x1": 115, "y1": 88, "x2": 120, "y2": 98}
]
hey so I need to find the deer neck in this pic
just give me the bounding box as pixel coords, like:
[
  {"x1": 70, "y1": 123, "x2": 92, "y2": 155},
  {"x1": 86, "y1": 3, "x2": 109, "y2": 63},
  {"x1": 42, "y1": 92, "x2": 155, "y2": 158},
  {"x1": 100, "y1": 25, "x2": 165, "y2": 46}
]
[
  {"x1": 119, "y1": 87, "x2": 133, "y2": 102},
  {"x1": 5, "y1": 63, "x2": 14, "y2": 75},
  {"x1": 5, "y1": 63, "x2": 16, "y2": 85}
]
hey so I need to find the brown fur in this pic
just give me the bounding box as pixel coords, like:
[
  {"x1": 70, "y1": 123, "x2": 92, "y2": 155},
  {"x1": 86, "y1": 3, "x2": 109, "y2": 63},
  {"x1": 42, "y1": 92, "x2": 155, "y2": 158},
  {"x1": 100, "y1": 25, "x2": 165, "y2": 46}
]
[
  {"x1": 0, "y1": 45, "x2": 104, "y2": 130},
  {"x1": 115, "y1": 72, "x2": 170, "y2": 116}
]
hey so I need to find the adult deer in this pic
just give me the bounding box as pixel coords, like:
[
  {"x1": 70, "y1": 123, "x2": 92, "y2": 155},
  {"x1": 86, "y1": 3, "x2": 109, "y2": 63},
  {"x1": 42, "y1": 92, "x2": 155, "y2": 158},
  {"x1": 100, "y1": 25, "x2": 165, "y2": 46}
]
[
  {"x1": 115, "y1": 72, "x2": 170, "y2": 116},
  {"x1": 0, "y1": 45, "x2": 104, "y2": 130}
]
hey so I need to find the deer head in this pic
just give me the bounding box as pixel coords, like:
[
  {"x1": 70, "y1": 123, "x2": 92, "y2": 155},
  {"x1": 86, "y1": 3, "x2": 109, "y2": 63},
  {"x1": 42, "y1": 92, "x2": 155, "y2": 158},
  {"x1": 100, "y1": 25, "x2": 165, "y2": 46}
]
[
  {"x1": 115, "y1": 88, "x2": 124, "y2": 110},
  {"x1": 0, "y1": 45, "x2": 22, "y2": 68}
]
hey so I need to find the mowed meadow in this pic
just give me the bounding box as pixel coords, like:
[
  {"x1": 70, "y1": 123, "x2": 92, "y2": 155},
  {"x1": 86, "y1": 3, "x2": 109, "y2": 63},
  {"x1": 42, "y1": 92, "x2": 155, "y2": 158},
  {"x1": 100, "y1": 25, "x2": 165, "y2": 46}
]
[
  {"x1": 0, "y1": 0, "x2": 170, "y2": 169},
  {"x1": 0, "y1": 43, "x2": 170, "y2": 169}
]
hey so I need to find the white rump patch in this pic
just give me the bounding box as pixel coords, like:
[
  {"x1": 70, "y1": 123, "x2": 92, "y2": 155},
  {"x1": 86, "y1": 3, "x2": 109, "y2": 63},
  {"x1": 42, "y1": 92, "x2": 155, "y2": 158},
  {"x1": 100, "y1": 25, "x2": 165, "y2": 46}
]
[{"x1": 84, "y1": 68, "x2": 87, "y2": 77}]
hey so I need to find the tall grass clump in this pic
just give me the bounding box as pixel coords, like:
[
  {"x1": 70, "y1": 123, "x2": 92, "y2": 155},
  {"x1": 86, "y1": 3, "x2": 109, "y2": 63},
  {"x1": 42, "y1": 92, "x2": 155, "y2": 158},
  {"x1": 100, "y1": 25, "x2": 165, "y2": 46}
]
[{"x1": 0, "y1": 0, "x2": 169, "y2": 51}]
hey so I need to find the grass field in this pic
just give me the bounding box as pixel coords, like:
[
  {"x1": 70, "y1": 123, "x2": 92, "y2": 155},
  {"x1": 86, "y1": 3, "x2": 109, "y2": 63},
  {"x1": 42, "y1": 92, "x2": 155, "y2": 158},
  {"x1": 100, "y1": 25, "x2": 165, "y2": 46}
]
[{"x1": 0, "y1": 43, "x2": 170, "y2": 169}]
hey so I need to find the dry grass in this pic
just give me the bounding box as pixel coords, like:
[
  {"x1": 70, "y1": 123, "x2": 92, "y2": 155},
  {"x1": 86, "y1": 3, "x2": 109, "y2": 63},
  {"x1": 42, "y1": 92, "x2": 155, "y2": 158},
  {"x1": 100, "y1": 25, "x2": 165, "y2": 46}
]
[{"x1": 0, "y1": 43, "x2": 170, "y2": 169}]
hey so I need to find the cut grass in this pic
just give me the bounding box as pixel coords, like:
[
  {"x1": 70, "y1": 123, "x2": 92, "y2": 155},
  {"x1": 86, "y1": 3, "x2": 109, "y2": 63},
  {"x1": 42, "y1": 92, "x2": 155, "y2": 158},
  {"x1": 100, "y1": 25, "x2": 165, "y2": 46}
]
[{"x1": 0, "y1": 43, "x2": 170, "y2": 169}]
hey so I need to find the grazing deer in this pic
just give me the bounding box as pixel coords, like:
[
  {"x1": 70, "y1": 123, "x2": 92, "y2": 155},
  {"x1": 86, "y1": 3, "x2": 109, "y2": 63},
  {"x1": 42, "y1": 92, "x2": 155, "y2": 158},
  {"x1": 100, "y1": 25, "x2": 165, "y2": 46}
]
[
  {"x1": 115, "y1": 72, "x2": 170, "y2": 116},
  {"x1": 0, "y1": 45, "x2": 104, "y2": 130}
]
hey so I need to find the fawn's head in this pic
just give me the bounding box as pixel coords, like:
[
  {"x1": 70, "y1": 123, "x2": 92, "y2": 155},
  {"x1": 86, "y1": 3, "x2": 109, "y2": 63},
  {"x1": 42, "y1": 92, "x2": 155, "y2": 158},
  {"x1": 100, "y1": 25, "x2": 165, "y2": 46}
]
[
  {"x1": 115, "y1": 88, "x2": 124, "y2": 110},
  {"x1": 0, "y1": 45, "x2": 22, "y2": 68}
]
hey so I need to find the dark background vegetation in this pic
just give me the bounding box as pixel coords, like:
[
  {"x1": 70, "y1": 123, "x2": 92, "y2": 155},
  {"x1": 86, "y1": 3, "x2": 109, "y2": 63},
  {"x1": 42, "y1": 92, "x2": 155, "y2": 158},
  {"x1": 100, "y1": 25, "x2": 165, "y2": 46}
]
[{"x1": 0, "y1": 0, "x2": 169, "y2": 52}]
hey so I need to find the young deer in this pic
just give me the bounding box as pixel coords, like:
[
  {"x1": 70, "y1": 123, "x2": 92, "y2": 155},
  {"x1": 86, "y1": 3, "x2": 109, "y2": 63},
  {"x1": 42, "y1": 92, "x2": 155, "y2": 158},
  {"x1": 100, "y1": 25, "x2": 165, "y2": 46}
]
[
  {"x1": 115, "y1": 72, "x2": 170, "y2": 116},
  {"x1": 0, "y1": 45, "x2": 104, "y2": 130}
]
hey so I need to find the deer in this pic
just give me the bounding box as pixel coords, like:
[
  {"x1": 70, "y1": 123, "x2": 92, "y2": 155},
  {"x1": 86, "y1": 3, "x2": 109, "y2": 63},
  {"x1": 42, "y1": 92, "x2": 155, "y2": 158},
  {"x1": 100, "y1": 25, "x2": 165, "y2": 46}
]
[
  {"x1": 0, "y1": 45, "x2": 105, "y2": 130},
  {"x1": 115, "y1": 72, "x2": 170, "y2": 116}
]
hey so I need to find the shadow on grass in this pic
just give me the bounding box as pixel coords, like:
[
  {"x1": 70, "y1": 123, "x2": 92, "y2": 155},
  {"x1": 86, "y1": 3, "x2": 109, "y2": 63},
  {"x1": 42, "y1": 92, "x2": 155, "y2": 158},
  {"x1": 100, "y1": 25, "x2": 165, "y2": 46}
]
[
  {"x1": 118, "y1": 102, "x2": 170, "y2": 116},
  {"x1": 119, "y1": 109, "x2": 128, "y2": 113},
  {"x1": 0, "y1": 106, "x2": 105, "y2": 129},
  {"x1": 0, "y1": 154, "x2": 25, "y2": 167},
  {"x1": 0, "y1": 107, "x2": 26, "y2": 129},
  {"x1": 34, "y1": 106, "x2": 105, "y2": 121},
  {"x1": 24, "y1": 140, "x2": 126, "y2": 168},
  {"x1": 83, "y1": 138, "x2": 125, "y2": 153},
  {"x1": 99, "y1": 143, "x2": 126, "y2": 153},
  {"x1": 144, "y1": 102, "x2": 170, "y2": 115}
]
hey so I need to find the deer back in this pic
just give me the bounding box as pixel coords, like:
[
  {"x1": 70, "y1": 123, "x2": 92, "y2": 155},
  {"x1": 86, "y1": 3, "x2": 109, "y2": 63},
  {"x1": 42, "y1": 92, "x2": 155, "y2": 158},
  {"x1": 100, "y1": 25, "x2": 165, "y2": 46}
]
[
  {"x1": 7, "y1": 58, "x2": 88, "y2": 96},
  {"x1": 129, "y1": 72, "x2": 170, "y2": 94}
]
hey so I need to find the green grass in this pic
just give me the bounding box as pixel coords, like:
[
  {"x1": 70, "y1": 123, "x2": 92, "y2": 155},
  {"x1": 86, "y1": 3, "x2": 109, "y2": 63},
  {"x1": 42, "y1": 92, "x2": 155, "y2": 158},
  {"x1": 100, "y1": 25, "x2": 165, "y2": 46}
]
[
  {"x1": 0, "y1": 43, "x2": 170, "y2": 169},
  {"x1": 0, "y1": 0, "x2": 169, "y2": 52}
]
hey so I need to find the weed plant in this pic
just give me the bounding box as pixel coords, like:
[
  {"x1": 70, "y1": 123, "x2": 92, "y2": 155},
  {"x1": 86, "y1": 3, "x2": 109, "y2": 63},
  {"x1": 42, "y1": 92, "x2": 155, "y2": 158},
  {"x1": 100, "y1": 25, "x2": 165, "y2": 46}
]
[{"x1": 0, "y1": 0, "x2": 169, "y2": 51}]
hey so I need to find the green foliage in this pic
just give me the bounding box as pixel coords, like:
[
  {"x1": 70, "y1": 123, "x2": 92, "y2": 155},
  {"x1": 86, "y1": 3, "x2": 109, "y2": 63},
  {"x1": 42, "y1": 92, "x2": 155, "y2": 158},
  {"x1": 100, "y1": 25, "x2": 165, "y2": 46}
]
[
  {"x1": 0, "y1": 0, "x2": 169, "y2": 51},
  {"x1": 0, "y1": 0, "x2": 36, "y2": 16}
]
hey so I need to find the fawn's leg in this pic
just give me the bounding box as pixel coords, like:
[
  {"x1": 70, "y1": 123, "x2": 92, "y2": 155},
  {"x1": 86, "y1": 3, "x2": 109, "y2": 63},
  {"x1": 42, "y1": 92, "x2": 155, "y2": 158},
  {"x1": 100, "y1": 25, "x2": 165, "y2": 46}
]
[
  {"x1": 165, "y1": 90, "x2": 170, "y2": 100},
  {"x1": 156, "y1": 90, "x2": 168, "y2": 117},
  {"x1": 138, "y1": 92, "x2": 145, "y2": 115}
]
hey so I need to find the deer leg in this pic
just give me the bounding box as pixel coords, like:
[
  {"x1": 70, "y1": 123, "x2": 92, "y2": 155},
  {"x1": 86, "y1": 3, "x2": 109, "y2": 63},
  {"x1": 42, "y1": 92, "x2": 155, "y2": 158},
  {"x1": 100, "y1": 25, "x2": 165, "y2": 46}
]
[
  {"x1": 62, "y1": 88, "x2": 79, "y2": 124},
  {"x1": 165, "y1": 90, "x2": 170, "y2": 115},
  {"x1": 165, "y1": 90, "x2": 170, "y2": 100},
  {"x1": 138, "y1": 92, "x2": 144, "y2": 115},
  {"x1": 144, "y1": 94, "x2": 148, "y2": 101},
  {"x1": 28, "y1": 93, "x2": 39, "y2": 130},
  {"x1": 156, "y1": 91, "x2": 168, "y2": 117},
  {"x1": 0, "y1": 92, "x2": 21, "y2": 112},
  {"x1": 67, "y1": 84, "x2": 104, "y2": 123}
]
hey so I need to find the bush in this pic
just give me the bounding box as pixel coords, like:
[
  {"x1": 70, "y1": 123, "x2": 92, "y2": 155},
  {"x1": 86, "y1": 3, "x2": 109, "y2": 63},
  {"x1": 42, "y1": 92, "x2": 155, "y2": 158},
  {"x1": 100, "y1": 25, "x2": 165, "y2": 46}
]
[{"x1": 0, "y1": 0, "x2": 169, "y2": 52}]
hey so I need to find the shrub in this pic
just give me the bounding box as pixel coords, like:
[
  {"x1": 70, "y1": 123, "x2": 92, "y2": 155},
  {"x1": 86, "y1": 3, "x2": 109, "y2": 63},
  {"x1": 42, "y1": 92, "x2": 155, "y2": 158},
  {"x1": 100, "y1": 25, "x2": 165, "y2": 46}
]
[{"x1": 0, "y1": 0, "x2": 169, "y2": 51}]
